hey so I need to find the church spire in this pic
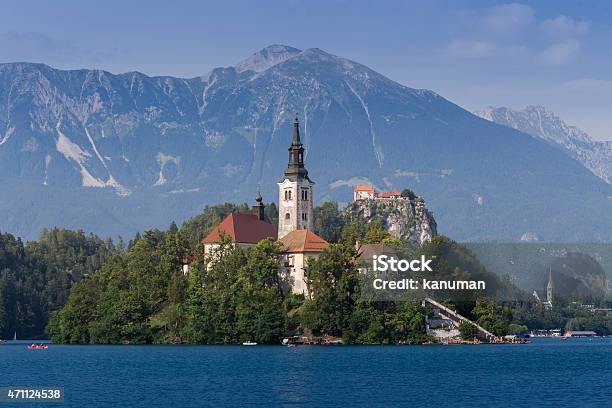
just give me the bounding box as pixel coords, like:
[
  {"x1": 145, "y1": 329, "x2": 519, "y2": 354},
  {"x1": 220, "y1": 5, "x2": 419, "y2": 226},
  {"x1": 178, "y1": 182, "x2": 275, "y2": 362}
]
[
  {"x1": 292, "y1": 113, "x2": 301, "y2": 146},
  {"x1": 284, "y1": 113, "x2": 311, "y2": 182}
]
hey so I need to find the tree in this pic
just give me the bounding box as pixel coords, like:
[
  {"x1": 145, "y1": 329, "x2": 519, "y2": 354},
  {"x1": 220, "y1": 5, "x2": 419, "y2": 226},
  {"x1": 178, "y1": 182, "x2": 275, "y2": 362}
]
[
  {"x1": 313, "y1": 202, "x2": 345, "y2": 243},
  {"x1": 472, "y1": 298, "x2": 511, "y2": 336},
  {"x1": 401, "y1": 189, "x2": 417, "y2": 200},
  {"x1": 300, "y1": 244, "x2": 359, "y2": 337},
  {"x1": 459, "y1": 321, "x2": 479, "y2": 340},
  {"x1": 387, "y1": 301, "x2": 426, "y2": 343},
  {"x1": 47, "y1": 277, "x2": 100, "y2": 344},
  {"x1": 363, "y1": 225, "x2": 390, "y2": 244}
]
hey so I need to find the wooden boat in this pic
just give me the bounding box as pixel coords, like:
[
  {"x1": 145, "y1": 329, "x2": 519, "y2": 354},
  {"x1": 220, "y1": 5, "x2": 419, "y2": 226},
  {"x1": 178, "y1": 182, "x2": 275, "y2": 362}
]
[{"x1": 27, "y1": 343, "x2": 48, "y2": 350}]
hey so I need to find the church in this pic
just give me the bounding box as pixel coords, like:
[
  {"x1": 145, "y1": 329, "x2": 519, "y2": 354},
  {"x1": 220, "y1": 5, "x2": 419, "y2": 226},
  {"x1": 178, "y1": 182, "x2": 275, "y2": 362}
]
[{"x1": 193, "y1": 114, "x2": 329, "y2": 296}]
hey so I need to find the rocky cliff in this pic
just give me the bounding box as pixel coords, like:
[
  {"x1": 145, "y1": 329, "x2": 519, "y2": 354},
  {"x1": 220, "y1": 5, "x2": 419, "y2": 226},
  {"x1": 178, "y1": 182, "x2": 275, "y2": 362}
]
[{"x1": 346, "y1": 197, "x2": 437, "y2": 247}]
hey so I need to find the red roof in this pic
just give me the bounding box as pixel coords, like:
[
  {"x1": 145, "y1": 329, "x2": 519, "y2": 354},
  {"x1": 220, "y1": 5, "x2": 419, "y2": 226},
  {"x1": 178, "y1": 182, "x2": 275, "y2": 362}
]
[
  {"x1": 279, "y1": 229, "x2": 330, "y2": 253},
  {"x1": 354, "y1": 185, "x2": 375, "y2": 193},
  {"x1": 379, "y1": 189, "x2": 401, "y2": 198},
  {"x1": 202, "y1": 212, "x2": 277, "y2": 244}
]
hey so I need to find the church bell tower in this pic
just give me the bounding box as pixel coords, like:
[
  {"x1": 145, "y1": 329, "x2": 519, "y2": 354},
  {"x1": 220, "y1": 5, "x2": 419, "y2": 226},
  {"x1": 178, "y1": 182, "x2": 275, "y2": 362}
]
[{"x1": 277, "y1": 114, "x2": 314, "y2": 239}]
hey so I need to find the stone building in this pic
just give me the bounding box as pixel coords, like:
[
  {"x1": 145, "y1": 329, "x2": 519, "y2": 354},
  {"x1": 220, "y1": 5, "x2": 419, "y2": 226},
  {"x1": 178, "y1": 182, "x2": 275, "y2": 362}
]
[{"x1": 279, "y1": 229, "x2": 329, "y2": 296}]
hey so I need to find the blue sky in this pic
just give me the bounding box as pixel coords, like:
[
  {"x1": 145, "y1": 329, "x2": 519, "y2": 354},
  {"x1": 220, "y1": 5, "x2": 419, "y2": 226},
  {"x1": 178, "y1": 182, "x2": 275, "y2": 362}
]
[{"x1": 1, "y1": 0, "x2": 611, "y2": 140}]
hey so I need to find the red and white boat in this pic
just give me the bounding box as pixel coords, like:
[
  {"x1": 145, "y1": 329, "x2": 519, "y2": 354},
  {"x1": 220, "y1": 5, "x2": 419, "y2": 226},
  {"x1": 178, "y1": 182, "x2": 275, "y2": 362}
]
[{"x1": 27, "y1": 343, "x2": 48, "y2": 350}]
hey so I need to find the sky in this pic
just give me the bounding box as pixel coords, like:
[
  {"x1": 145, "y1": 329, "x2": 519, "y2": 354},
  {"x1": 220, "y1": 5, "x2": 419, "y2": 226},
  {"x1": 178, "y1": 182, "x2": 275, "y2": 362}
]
[{"x1": 1, "y1": 0, "x2": 611, "y2": 140}]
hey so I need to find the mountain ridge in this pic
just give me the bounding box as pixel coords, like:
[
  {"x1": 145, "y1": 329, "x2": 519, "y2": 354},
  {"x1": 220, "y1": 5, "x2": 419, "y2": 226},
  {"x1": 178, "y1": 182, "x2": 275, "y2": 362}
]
[
  {"x1": 1, "y1": 46, "x2": 611, "y2": 242},
  {"x1": 474, "y1": 105, "x2": 612, "y2": 184}
]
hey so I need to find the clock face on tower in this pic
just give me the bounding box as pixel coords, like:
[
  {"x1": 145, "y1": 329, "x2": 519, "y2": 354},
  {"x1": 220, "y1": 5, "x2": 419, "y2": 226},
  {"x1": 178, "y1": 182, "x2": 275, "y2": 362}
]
[{"x1": 277, "y1": 114, "x2": 314, "y2": 239}]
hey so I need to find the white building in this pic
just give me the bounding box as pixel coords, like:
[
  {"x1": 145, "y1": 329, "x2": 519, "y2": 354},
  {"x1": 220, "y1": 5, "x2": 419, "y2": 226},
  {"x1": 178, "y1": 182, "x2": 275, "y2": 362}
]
[
  {"x1": 277, "y1": 115, "x2": 314, "y2": 239},
  {"x1": 279, "y1": 229, "x2": 329, "y2": 296}
]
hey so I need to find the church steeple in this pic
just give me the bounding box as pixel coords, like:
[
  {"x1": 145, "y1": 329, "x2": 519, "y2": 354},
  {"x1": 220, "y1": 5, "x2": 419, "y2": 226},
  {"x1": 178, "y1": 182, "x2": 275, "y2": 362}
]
[
  {"x1": 285, "y1": 114, "x2": 311, "y2": 181},
  {"x1": 292, "y1": 113, "x2": 301, "y2": 145},
  {"x1": 277, "y1": 112, "x2": 315, "y2": 239}
]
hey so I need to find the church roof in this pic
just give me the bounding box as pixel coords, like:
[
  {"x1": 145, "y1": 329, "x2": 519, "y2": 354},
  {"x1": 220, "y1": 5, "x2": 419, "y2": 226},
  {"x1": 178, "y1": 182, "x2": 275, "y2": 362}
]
[
  {"x1": 354, "y1": 185, "x2": 375, "y2": 192},
  {"x1": 279, "y1": 229, "x2": 329, "y2": 253},
  {"x1": 202, "y1": 212, "x2": 277, "y2": 245},
  {"x1": 356, "y1": 243, "x2": 399, "y2": 262},
  {"x1": 379, "y1": 189, "x2": 401, "y2": 198}
]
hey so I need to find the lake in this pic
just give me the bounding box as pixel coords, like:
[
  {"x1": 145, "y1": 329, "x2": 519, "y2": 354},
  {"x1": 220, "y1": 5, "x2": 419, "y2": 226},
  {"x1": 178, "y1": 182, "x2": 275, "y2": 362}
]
[{"x1": 1, "y1": 338, "x2": 610, "y2": 407}]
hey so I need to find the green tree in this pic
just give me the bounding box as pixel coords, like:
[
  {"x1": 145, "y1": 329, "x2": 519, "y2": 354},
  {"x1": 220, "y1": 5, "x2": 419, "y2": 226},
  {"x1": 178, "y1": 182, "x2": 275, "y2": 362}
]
[
  {"x1": 401, "y1": 189, "x2": 417, "y2": 200},
  {"x1": 313, "y1": 202, "x2": 345, "y2": 243},
  {"x1": 459, "y1": 321, "x2": 479, "y2": 340},
  {"x1": 300, "y1": 244, "x2": 359, "y2": 337}
]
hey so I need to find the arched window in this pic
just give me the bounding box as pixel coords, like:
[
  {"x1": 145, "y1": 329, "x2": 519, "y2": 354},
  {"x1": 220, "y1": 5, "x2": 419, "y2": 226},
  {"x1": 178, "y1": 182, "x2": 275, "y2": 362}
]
[{"x1": 285, "y1": 213, "x2": 290, "y2": 220}]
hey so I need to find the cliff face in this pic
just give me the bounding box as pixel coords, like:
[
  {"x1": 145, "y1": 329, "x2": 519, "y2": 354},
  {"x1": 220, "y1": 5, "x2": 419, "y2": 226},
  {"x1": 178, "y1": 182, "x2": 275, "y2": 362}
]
[{"x1": 346, "y1": 197, "x2": 437, "y2": 247}]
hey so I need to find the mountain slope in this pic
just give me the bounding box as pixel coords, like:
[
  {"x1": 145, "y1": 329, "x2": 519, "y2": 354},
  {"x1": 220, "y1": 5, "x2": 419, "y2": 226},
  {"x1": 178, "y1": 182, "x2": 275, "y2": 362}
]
[
  {"x1": 475, "y1": 105, "x2": 612, "y2": 184},
  {"x1": 1, "y1": 46, "x2": 612, "y2": 242}
]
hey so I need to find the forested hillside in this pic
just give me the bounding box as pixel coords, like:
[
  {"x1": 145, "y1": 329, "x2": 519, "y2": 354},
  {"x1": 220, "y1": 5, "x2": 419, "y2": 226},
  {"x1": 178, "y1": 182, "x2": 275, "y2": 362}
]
[
  {"x1": 3, "y1": 202, "x2": 610, "y2": 343},
  {"x1": 0, "y1": 229, "x2": 115, "y2": 339}
]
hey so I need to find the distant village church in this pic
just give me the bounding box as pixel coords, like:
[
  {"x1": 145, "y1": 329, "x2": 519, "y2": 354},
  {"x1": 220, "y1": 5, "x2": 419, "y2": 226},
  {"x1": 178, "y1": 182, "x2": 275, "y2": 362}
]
[{"x1": 277, "y1": 115, "x2": 314, "y2": 239}]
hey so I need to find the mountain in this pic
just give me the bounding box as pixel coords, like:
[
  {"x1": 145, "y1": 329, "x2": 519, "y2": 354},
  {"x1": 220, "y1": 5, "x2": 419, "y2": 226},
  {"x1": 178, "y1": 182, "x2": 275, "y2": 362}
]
[
  {"x1": 1, "y1": 45, "x2": 612, "y2": 242},
  {"x1": 474, "y1": 106, "x2": 612, "y2": 184}
]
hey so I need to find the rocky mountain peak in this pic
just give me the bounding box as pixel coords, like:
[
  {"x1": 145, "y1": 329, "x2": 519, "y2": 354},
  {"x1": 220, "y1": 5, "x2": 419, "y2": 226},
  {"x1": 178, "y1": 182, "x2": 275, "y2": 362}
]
[
  {"x1": 475, "y1": 105, "x2": 612, "y2": 184},
  {"x1": 235, "y1": 44, "x2": 302, "y2": 73}
]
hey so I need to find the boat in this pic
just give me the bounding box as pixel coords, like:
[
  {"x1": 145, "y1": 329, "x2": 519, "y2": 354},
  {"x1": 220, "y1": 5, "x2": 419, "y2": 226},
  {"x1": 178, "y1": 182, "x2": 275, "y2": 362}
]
[
  {"x1": 242, "y1": 341, "x2": 257, "y2": 346},
  {"x1": 282, "y1": 338, "x2": 297, "y2": 347},
  {"x1": 27, "y1": 343, "x2": 48, "y2": 350}
]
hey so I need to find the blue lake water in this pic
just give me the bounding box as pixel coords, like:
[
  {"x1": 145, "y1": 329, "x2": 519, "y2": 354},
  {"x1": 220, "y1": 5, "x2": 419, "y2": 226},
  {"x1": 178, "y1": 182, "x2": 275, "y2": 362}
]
[{"x1": 1, "y1": 338, "x2": 611, "y2": 407}]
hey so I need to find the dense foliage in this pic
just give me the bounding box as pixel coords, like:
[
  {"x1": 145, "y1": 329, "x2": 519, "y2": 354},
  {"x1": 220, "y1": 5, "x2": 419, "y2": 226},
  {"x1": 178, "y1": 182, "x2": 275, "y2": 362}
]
[
  {"x1": 3, "y1": 203, "x2": 611, "y2": 343},
  {"x1": 0, "y1": 229, "x2": 115, "y2": 339}
]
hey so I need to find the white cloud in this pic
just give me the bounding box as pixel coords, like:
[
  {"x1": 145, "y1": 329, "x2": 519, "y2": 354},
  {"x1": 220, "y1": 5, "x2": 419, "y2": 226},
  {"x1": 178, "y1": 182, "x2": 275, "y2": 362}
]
[
  {"x1": 536, "y1": 40, "x2": 581, "y2": 65},
  {"x1": 443, "y1": 3, "x2": 535, "y2": 60},
  {"x1": 0, "y1": 31, "x2": 119, "y2": 67},
  {"x1": 562, "y1": 78, "x2": 612, "y2": 94},
  {"x1": 442, "y1": 4, "x2": 594, "y2": 67},
  {"x1": 541, "y1": 16, "x2": 589, "y2": 39},
  {"x1": 445, "y1": 40, "x2": 496, "y2": 58},
  {"x1": 484, "y1": 3, "x2": 535, "y2": 35}
]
